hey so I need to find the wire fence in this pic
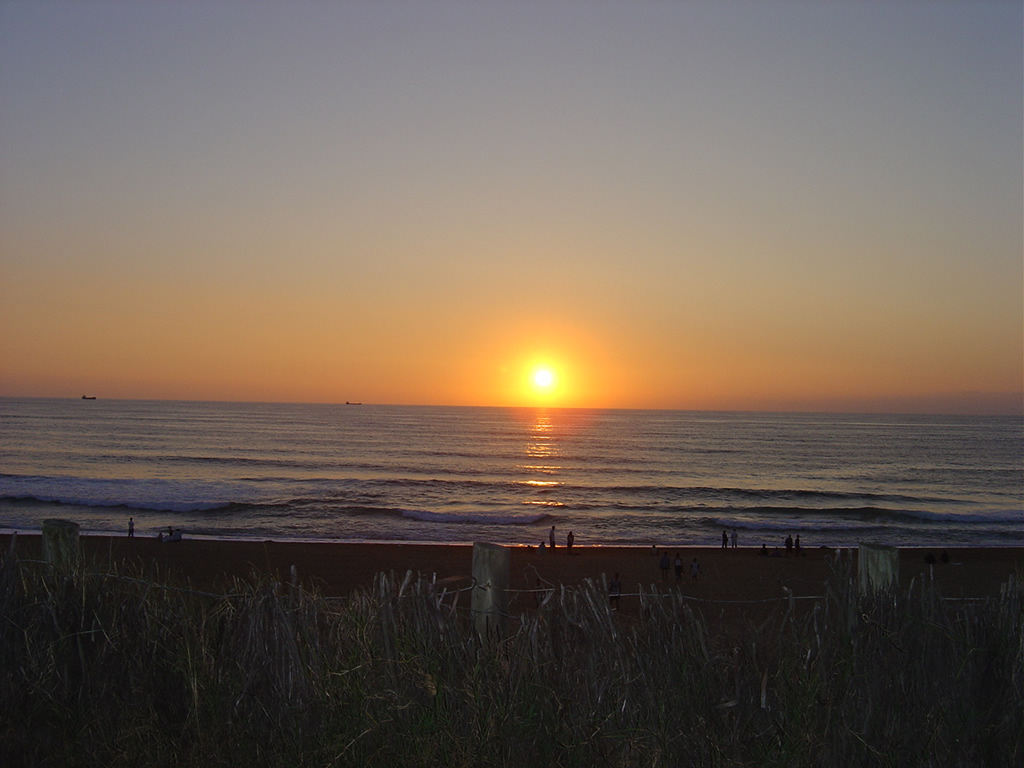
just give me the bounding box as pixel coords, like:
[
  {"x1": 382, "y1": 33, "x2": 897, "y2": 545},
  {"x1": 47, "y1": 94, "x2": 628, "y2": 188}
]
[{"x1": 22, "y1": 554, "x2": 992, "y2": 609}]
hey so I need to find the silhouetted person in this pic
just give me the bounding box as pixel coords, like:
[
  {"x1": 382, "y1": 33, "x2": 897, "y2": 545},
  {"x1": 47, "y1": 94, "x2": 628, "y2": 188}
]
[
  {"x1": 731, "y1": 528, "x2": 738, "y2": 549},
  {"x1": 549, "y1": 525, "x2": 556, "y2": 550},
  {"x1": 722, "y1": 530, "x2": 729, "y2": 548},
  {"x1": 785, "y1": 534, "x2": 794, "y2": 556},
  {"x1": 690, "y1": 557, "x2": 701, "y2": 581},
  {"x1": 566, "y1": 530, "x2": 574, "y2": 550},
  {"x1": 674, "y1": 552, "x2": 683, "y2": 582},
  {"x1": 659, "y1": 551, "x2": 670, "y2": 581},
  {"x1": 128, "y1": 517, "x2": 134, "y2": 538},
  {"x1": 795, "y1": 535, "x2": 801, "y2": 555}
]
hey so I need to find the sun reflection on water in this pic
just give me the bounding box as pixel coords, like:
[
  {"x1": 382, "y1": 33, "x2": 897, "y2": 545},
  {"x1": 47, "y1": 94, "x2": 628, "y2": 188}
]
[{"x1": 519, "y1": 410, "x2": 565, "y2": 508}]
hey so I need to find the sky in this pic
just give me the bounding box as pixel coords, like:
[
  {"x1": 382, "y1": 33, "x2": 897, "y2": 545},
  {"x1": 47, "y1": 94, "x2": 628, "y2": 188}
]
[{"x1": 1, "y1": 1, "x2": 1021, "y2": 413}]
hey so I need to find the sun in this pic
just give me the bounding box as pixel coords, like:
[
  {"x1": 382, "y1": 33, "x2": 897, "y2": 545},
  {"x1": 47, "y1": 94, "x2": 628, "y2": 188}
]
[
  {"x1": 533, "y1": 367, "x2": 556, "y2": 389},
  {"x1": 516, "y1": 359, "x2": 567, "y2": 405}
]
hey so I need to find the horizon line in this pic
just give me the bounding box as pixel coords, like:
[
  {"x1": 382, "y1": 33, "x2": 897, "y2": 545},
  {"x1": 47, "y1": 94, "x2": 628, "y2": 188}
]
[{"x1": 2, "y1": 393, "x2": 1021, "y2": 418}]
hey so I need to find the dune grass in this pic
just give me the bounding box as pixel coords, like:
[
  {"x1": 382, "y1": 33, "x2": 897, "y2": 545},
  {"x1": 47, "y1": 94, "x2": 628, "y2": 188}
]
[{"x1": 1, "y1": 541, "x2": 1020, "y2": 767}]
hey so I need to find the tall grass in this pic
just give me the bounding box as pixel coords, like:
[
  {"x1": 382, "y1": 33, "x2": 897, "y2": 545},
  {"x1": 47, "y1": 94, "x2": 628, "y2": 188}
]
[{"x1": 1, "y1": 543, "x2": 1020, "y2": 767}]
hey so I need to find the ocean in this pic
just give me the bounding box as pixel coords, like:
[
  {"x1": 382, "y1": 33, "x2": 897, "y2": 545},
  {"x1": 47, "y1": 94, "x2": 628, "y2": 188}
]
[{"x1": 1, "y1": 398, "x2": 1021, "y2": 548}]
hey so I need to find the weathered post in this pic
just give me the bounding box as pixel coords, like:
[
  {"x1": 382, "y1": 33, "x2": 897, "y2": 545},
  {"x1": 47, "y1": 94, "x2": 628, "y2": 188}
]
[
  {"x1": 858, "y1": 543, "x2": 899, "y2": 593},
  {"x1": 471, "y1": 542, "x2": 510, "y2": 638},
  {"x1": 42, "y1": 519, "x2": 80, "y2": 571}
]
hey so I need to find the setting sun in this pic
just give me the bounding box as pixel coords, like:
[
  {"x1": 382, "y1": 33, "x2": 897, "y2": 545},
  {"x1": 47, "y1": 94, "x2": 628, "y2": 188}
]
[
  {"x1": 520, "y1": 362, "x2": 564, "y2": 404},
  {"x1": 533, "y1": 368, "x2": 555, "y2": 389}
]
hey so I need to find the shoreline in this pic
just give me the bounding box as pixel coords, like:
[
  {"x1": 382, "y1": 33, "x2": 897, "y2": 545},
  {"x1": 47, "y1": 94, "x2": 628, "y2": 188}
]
[{"x1": 3, "y1": 534, "x2": 1020, "y2": 608}]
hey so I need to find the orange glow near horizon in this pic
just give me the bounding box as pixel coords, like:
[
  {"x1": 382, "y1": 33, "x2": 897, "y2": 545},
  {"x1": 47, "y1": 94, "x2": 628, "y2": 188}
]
[{"x1": 1, "y1": 315, "x2": 1021, "y2": 414}]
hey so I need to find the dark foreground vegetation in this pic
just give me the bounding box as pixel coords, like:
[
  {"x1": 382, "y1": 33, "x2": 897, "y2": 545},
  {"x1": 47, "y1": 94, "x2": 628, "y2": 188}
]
[{"x1": 1, "y1": 543, "x2": 1021, "y2": 768}]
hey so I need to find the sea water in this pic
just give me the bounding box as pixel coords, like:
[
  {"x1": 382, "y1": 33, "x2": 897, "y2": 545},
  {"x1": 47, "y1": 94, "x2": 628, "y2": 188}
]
[{"x1": 0, "y1": 398, "x2": 1021, "y2": 548}]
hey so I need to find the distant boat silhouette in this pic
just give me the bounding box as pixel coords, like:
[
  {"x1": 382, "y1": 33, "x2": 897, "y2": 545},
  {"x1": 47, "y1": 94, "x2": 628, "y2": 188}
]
[
  {"x1": 345, "y1": 401, "x2": 362, "y2": 405},
  {"x1": 81, "y1": 395, "x2": 97, "y2": 400}
]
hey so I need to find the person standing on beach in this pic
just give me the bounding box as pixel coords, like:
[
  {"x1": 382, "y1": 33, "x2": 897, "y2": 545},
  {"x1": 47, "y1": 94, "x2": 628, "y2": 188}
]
[
  {"x1": 674, "y1": 552, "x2": 683, "y2": 582},
  {"x1": 722, "y1": 530, "x2": 729, "y2": 549},
  {"x1": 549, "y1": 525, "x2": 556, "y2": 550},
  {"x1": 690, "y1": 557, "x2": 701, "y2": 581},
  {"x1": 128, "y1": 517, "x2": 134, "y2": 538},
  {"x1": 731, "y1": 528, "x2": 738, "y2": 549},
  {"x1": 567, "y1": 530, "x2": 574, "y2": 550},
  {"x1": 659, "y1": 551, "x2": 670, "y2": 581}
]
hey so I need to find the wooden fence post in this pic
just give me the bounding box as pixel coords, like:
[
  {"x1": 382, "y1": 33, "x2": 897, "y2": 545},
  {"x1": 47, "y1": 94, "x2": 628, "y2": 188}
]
[
  {"x1": 858, "y1": 543, "x2": 899, "y2": 593},
  {"x1": 42, "y1": 519, "x2": 80, "y2": 571},
  {"x1": 471, "y1": 542, "x2": 510, "y2": 639}
]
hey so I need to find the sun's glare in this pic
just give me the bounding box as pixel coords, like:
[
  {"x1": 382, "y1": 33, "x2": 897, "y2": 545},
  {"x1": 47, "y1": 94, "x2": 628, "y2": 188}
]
[
  {"x1": 516, "y1": 357, "x2": 571, "y2": 405},
  {"x1": 533, "y1": 368, "x2": 555, "y2": 389}
]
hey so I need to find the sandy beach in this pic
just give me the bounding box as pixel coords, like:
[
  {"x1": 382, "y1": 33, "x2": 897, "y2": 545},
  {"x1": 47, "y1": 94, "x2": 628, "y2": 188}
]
[{"x1": 4, "y1": 534, "x2": 1020, "y2": 614}]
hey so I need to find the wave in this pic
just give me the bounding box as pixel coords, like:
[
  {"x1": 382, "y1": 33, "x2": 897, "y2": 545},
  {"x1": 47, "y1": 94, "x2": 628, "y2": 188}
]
[
  {"x1": 875, "y1": 508, "x2": 1024, "y2": 525},
  {"x1": 2, "y1": 468, "x2": 1018, "y2": 545},
  {"x1": 710, "y1": 507, "x2": 1024, "y2": 530},
  {"x1": 0, "y1": 475, "x2": 244, "y2": 514},
  {"x1": 2, "y1": 488, "x2": 1014, "y2": 527},
  {"x1": 401, "y1": 509, "x2": 553, "y2": 526},
  {"x1": 219, "y1": 501, "x2": 553, "y2": 527},
  {"x1": 1, "y1": 493, "x2": 234, "y2": 515},
  {"x1": 3, "y1": 470, "x2": 963, "y2": 509},
  {"x1": 582, "y1": 484, "x2": 945, "y2": 506}
]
